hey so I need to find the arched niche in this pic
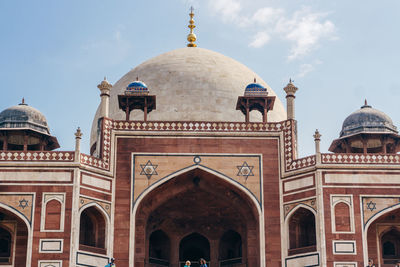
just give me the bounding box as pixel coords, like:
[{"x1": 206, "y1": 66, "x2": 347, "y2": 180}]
[
  {"x1": 79, "y1": 205, "x2": 107, "y2": 254},
  {"x1": 0, "y1": 208, "x2": 29, "y2": 266},
  {"x1": 219, "y1": 230, "x2": 242, "y2": 265},
  {"x1": 44, "y1": 199, "x2": 62, "y2": 230},
  {"x1": 334, "y1": 201, "x2": 351, "y2": 232},
  {"x1": 366, "y1": 207, "x2": 400, "y2": 266},
  {"x1": 149, "y1": 230, "x2": 170, "y2": 266},
  {"x1": 287, "y1": 206, "x2": 316, "y2": 256},
  {"x1": 179, "y1": 233, "x2": 210, "y2": 264}
]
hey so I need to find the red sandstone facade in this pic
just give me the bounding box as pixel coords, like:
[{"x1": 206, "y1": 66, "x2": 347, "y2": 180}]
[{"x1": 0, "y1": 114, "x2": 399, "y2": 267}]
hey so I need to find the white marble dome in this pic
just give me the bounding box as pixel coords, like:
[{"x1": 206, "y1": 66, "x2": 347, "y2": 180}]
[{"x1": 91, "y1": 47, "x2": 287, "y2": 147}]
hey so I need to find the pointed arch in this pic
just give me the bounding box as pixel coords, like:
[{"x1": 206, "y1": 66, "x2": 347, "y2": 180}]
[
  {"x1": 285, "y1": 204, "x2": 317, "y2": 256},
  {"x1": 130, "y1": 166, "x2": 264, "y2": 267},
  {"x1": 333, "y1": 201, "x2": 351, "y2": 232},
  {"x1": 78, "y1": 203, "x2": 109, "y2": 255},
  {"x1": 0, "y1": 203, "x2": 32, "y2": 267},
  {"x1": 363, "y1": 205, "x2": 400, "y2": 266}
]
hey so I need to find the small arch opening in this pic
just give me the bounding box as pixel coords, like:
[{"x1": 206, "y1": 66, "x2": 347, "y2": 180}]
[
  {"x1": 219, "y1": 230, "x2": 242, "y2": 266},
  {"x1": 149, "y1": 230, "x2": 170, "y2": 266},
  {"x1": 288, "y1": 207, "x2": 316, "y2": 256},
  {"x1": 79, "y1": 206, "x2": 107, "y2": 254}
]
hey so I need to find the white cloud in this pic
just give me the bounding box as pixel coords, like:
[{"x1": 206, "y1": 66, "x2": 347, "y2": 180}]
[
  {"x1": 279, "y1": 9, "x2": 336, "y2": 60},
  {"x1": 249, "y1": 31, "x2": 270, "y2": 48},
  {"x1": 208, "y1": 0, "x2": 242, "y2": 23},
  {"x1": 296, "y1": 60, "x2": 322, "y2": 78},
  {"x1": 252, "y1": 7, "x2": 284, "y2": 25},
  {"x1": 207, "y1": 0, "x2": 336, "y2": 59}
]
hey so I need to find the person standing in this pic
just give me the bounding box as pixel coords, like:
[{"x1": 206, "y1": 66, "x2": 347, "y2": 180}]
[
  {"x1": 199, "y1": 258, "x2": 208, "y2": 267},
  {"x1": 105, "y1": 257, "x2": 116, "y2": 267},
  {"x1": 366, "y1": 258, "x2": 375, "y2": 267},
  {"x1": 184, "y1": 260, "x2": 191, "y2": 267}
]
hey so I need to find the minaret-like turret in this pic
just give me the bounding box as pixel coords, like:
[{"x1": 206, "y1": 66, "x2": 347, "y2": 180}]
[
  {"x1": 283, "y1": 79, "x2": 298, "y2": 120},
  {"x1": 97, "y1": 77, "x2": 112, "y2": 118}
]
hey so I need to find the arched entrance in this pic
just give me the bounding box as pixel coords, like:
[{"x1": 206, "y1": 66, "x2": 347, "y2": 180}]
[
  {"x1": 0, "y1": 207, "x2": 29, "y2": 266},
  {"x1": 179, "y1": 233, "x2": 210, "y2": 267},
  {"x1": 366, "y1": 207, "x2": 400, "y2": 267},
  {"x1": 134, "y1": 168, "x2": 260, "y2": 267}
]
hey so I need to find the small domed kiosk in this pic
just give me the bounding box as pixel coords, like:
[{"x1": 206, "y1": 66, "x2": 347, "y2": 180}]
[
  {"x1": 329, "y1": 101, "x2": 400, "y2": 154},
  {"x1": 0, "y1": 99, "x2": 59, "y2": 151}
]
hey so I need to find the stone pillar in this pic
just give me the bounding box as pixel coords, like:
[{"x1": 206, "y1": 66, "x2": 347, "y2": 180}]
[
  {"x1": 314, "y1": 129, "x2": 321, "y2": 164},
  {"x1": 283, "y1": 80, "x2": 298, "y2": 120},
  {"x1": 74, "y1": 127, "x2": 82, "y2": 162},
  {"x1": 97, "y1": 77, "x2": 112, "y2": 118},
  {"x1": 23, "y1": 133, "x2": 28, "y2": 151},
  {"x1": 210, "y1": 239, "x2": 219, "y2": 267},
  {"x1": 1, "y1": 133, "x2": 7, "y2": 151},
  {"x1": 170, "y1": 236, "x2": 179, "y2": 267}
]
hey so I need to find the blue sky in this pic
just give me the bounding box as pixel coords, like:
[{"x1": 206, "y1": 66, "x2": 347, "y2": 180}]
[{"x1": 1, "y1": 0, "x2": 399, "y2": 156}]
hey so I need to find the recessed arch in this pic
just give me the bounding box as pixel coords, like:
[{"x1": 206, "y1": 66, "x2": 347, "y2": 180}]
[
  {"x1": 286, "y1": 204, "x2": 317, "y2": 256},
  {"x1": 333, "y1": 201, "x2": 351, "y2": 232},
  {"x1": 78, "y1": 203, "x2": 109, "y2": 255},
  {"x1": 364, "y1": 205, "x2": 400, "y2": 266},
  {"x1": 131, "y1": 167, "x2": 263, "y2": 267},
  {"x1": 179, "y1": 232, "x2": 210, "y2": 263},
  {"x1": 0, "y1": 204, "x2": 31, "y2": 267},
  {"x1": 44, "y1": 199, "x2": 62, "y2": 230},
  {"x1": 133, "y1": 164, "x2": 262, "y2": 214}
]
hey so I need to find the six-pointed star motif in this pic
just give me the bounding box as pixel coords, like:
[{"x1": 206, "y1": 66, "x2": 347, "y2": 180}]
[
  {"x1": 236, "y1": 162, "x2": 254, "y2": 180},
  {"x1": 140, "y1": 160, "x2": 158, "y2": 179},
  {"x1": 366, "y1": 201, "x2": 376, "y2": 212},
  {"x1": 18, "y1": 199, "x2": 29, "y2": 209}
]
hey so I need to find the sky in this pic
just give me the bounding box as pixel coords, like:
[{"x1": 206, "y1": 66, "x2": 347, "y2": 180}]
[{"x1": 0, "y1": 0, "x2": 399, "y2": 157}]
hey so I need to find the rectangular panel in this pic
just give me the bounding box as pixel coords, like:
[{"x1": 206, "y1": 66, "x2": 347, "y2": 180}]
[
  {"x1": 39, "y1": 239, "x2": 63, "y2": 253},
  {"x1": 285, "y1": 253, "x2": 319, "y2": 267},
  {"x1": 333, "y1": 240, "x2": 356, "y2": 254},
  {"x1": 39, "y1": 260, "x2": 62, "y2": 267},
  {"x1": 0, "y1": 171, "x2": 71, "y2": 182},
  {"x1": 284, "y1": 175, "x2": 314, "y2": 192},
  {"x1": 334, "y1": 262, "x2": 357, "y2": 267},
  {"x1": 76, "y1": 252, "x2": 109, "y2": 267},
  {"x1": 82, "y1": 174, "x2": 111, "y2": 191},
  {"x1": 325, "y1": 173, "x2": 400, "y2": 184}
]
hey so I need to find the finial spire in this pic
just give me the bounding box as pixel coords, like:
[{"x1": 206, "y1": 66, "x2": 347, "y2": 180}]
[
  {"x1": 19, "y1": 97, "x2": 27, "y2": 105},
  {"x1": 365, "y1": 99, "x2": 367, "y2": 106},
  {"x1": 187, "y1": 6, "x2": 197, "y2": 47}
]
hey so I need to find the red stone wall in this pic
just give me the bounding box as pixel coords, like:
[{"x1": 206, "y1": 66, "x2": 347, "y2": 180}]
[
  {"x1": 323, "y1": 185, "x2": 400, "y2": 266},
  {"x1": 0, "y1": 184, "x2": 73, "y2": 267}
]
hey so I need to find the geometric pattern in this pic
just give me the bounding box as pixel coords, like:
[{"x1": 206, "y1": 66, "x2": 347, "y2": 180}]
[
  {"x1": 140, "y1": 160, "x2": 158, "y2": 179},
  {"x1": 18, "y1": 199, "x2": 29, "y2": 209},
  {"x1": 236, "y1": 161, "x2": 254, "y2": 180}
]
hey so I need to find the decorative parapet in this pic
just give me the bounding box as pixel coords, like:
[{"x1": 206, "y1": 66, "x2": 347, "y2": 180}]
[
  {"x1": 81, "y1": 119, "x2": 317, "y2": 172},
  {"x1": 112, "y1": 120, "x2": 284, "y2": 132},
  {"x1": 0, "y1": 151, "x2": 74, "y2": 161},
  {"x1": 321, "y1": 153, "x2": 400, "y2": 164},
  {"x1": 287, "y1": 155, "x2": 316, "y2": 171}
]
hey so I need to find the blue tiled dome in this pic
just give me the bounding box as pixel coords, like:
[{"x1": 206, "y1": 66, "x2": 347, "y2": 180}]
[
  {"x1": 244, "y1": 81, "x2": 268, "y2": 96},
  {"x1": 125, "y1": 80, "x2": 149, "y2": 95}
]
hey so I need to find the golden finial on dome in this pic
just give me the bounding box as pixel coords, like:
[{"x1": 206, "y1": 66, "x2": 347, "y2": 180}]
[{"x1": 187, "y1": 6, "x2": 197, "y2": 47}]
